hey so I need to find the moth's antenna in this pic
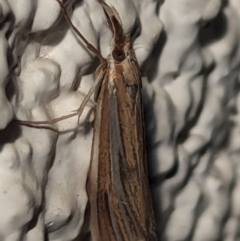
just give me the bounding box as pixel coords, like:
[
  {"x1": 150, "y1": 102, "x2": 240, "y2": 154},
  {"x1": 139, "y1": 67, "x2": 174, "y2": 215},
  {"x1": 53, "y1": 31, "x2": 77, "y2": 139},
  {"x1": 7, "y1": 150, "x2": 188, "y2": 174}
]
[{"x1": 55, "y1": 0, "x2": 106, "y2": 62}]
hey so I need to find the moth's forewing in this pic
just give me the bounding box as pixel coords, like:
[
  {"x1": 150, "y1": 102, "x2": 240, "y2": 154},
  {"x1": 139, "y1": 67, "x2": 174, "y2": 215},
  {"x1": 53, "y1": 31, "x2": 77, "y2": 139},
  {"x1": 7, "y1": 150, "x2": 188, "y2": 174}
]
[{"x1": 88, "y1": 2, "x2": 156, "y2": 240}]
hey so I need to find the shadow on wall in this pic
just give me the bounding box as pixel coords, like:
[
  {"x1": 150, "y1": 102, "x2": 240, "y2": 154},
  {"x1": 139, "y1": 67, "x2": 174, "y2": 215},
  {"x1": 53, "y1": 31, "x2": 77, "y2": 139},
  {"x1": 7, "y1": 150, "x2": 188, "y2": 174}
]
[{"x1": 198, "y1": 7, "x2": 228, "y2": 47}]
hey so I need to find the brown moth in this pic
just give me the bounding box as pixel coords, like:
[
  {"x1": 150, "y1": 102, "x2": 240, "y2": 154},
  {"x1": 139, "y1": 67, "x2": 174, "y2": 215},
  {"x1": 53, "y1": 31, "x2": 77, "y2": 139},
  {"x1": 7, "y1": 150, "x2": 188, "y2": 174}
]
[{"x1": 17, "y1": 0, "x2": 157, "y2": 240}]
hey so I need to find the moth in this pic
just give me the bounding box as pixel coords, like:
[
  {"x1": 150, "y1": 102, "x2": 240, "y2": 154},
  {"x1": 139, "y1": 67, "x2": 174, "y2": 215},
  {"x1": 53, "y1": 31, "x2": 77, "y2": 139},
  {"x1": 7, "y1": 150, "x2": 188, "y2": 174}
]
[{"x1": 17, "y1": 0, "x2": 157, "y2": 240}]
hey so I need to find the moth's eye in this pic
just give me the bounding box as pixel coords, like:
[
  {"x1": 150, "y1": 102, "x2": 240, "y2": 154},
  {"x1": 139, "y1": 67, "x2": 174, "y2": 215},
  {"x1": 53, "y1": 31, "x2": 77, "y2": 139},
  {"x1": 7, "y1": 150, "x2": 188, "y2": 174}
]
[{"x1": 112, "y1": 48, "x2": 125, "y2": 61}]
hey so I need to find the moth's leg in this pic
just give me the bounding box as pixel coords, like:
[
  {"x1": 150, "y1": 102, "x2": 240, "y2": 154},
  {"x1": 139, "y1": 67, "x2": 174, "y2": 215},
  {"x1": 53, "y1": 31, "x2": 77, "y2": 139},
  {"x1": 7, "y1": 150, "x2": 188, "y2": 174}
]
[
  {"x1": 16, "y1": 0, "x2": 108, "y2": 127},
  {"x1": 55, "y1": 0, "x2": 106, "y2": 63},
  {"x1": 72, "y1": 68, "x2": 106, "y2": 124},
  {"x1": 16, "y1": 70, "x2": 105, "y2": 126}
]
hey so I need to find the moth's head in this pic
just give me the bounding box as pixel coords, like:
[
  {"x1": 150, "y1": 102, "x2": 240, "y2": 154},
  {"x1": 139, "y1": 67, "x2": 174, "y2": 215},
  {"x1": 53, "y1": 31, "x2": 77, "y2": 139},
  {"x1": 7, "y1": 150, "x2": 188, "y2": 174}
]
[
  {"x1": 99, "y1": 0, "x2": 132, "y2": 62},
  {"x1": 110, "y1": 34, "x2": 132, "y2": 62}
]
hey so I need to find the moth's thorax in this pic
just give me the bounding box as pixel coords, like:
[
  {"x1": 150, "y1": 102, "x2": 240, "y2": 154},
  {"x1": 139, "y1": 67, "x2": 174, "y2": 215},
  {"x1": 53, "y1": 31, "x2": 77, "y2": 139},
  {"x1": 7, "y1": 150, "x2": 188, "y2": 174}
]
[
  {"x1": 108, "y1": 64, "x2": 118, "y2": 81},
  {"x1": 107, "y1": 53, "x2": 132, "y2": 82}
]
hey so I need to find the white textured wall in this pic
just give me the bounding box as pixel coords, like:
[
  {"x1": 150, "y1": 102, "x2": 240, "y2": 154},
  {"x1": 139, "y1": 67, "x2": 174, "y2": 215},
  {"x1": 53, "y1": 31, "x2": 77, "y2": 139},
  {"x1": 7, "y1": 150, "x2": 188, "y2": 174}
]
[{"x1": 1, "y1": 0, "x2": 240, "y2": 240}]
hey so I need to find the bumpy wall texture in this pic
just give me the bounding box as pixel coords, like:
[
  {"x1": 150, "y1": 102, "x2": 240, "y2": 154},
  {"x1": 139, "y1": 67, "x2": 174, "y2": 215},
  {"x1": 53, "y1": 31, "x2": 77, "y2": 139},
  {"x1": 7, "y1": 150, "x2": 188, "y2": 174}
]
[{"x1": 0, "y1": 0, "x2": 239, "y2": 240}]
